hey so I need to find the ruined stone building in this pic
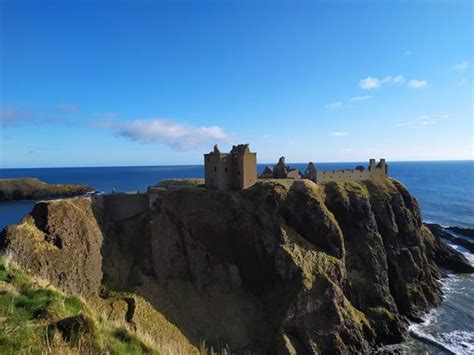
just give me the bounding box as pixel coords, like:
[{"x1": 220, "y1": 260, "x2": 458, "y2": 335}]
[
  {"x1": 304, "y1": 159, "x2": 388, "y2": 184},
  {"x1": 260, "y1": 157, "x2": 301, "y2": 179},
  {"x1": 204, "y1": 143, "x2": 387, "y2": 190},
  {"x1": 204, "y1": 144, "x2": 257, "y2": 191}
]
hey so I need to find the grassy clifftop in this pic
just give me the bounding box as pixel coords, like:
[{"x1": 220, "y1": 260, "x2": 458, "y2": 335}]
[
  {"x1": 0, "y1": 178, "x2": 93, "y2": 201},
  {"x1": 0, "y1": 256, "x2": 157, "y2": 354}
]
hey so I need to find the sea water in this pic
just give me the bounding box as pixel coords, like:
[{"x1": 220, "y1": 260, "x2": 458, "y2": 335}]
[{"x1": 1, "y1": 160, "x2": 473, "y2": 353}]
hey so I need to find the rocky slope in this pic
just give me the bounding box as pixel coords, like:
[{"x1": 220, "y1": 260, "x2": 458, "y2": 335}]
[
  {"x1": 0, "y1": 178, "x2": 93, "y2": 201},
  {"x1": 1, "y1": 178, "x2": 472, "y2": 354}
]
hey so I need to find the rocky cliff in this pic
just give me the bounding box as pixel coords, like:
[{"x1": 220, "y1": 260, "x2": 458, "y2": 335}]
[{"x1": 1, "y1": 178, "x2": 472, "y2": 354}]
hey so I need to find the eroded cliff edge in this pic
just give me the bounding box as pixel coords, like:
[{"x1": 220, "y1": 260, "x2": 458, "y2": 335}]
[{"x1": 1, "y1": 178, "x2": 472, "y2": 354}]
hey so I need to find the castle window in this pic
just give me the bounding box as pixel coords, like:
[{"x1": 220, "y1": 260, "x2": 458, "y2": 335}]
[
  {"x1": 237, "y1": 171, "x2": 240, "y2": 175},
  {"x1": 214, "y1": 167, "x2": 216, "y2": 172},
  {"x1": 225, "y1": 168, "x2": 228, "y2": 173},
  {"x1": 207, "y1": 158, "x2": 209, "y2": 162}
]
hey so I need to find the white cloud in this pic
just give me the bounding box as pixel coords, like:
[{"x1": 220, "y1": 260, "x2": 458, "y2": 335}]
[
  {"x1": 331, "y1": 131, "x2": 350, "y2": 137},
  {"x1": 395, "y1": 122, "x2": 414, "y2": 127},
  {"x1": 359, "y1": 75, "x2": 405, "y2": 89},
  {"x1": 359, "y1": 77, "x2": 381, "y2": 89},
  {"x1": 114, "y1": 118, "x2": 231, "y2": 150},
  {"x1": 408, "y1": 79, "x2": 428, "y2": 88},
  {"x1": 390, "y1": 75, "x2": 406, "y2": 84},
  {"x1": 454, "y1": 60, "x2": 469, "y2": 72},
  {"x1": 348, "y1": 95, "x2": 372, "y2": 102},
  {"x1": 325, "y1": 101, "x2": 343, "y2": 109},
  {"x1": 395, "y1": 114, "x2": 443, "y2": 128},
  {"x1": 420, "y1": 120, "x2": 436, "y2": 126}
]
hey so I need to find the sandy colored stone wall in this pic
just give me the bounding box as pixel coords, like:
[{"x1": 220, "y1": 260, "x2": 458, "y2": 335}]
[
  {"x1": 315, "y1": 167, "x2": 386, "y2": 184},
  {"x1": 238, "y1": 152, "x2": 257, "y2": 189}
]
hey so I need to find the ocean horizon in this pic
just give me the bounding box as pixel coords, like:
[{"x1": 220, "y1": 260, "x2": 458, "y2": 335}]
[{"x1": 2, "y1": 158, "x2": 473, "y2": 170}]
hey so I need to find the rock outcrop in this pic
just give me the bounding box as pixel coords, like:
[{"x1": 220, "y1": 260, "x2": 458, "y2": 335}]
[
  {"x1": 424, "y1": 223, "x2": 474, "y2": 270},
  {"x1": 1, "y1": 178, "x2": 472, "y2": 354},
  {"x1": 0, "y1": 198, "x2": 103, "y2": 295},
  {"x1": 0, "y1": 178, "x2": 93, "y2": 201}
]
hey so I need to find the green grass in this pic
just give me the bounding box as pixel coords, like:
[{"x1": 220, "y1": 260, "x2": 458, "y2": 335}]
[
  {"x1": 0, "y1": 178, "x2": 93, "y2": 201},
  {"x1": 0, "y1": 256, "x2": 159, "y2": 354},
  {"x1": 154, "y1": 178, "x2": 205, "y2": 189}
]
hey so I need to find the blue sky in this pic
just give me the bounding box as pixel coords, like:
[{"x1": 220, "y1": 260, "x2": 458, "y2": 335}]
[{"x1": 1, "y1": 0, "x2": 472, "y2": 168}]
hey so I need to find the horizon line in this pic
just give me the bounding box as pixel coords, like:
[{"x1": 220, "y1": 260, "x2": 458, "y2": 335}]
[{"x1": 1, "y1": 159, "x2": 473, "y2": 170}]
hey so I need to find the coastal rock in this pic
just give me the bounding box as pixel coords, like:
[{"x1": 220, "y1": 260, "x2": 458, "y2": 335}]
[
  {"x1": 0, "y1": 178, "x2": 93, "y2": 201},
  {"x1": 1, "y1": 178, "x2": 472, "y2": 353},
  {"x1": 447, "y1": 226, "x2": 474, "y2": 240},
  {"x1": 424, "y1": 223, "x2": 474, "y2": 272},
  {"x1": 0, "y1": 198, "x2": 103, "y2": 295}
]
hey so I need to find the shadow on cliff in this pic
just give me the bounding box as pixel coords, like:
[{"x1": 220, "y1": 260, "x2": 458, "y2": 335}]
[
  {"x1": 90, "y1": 190, "x2": 290, "y2": 352},
  {"x1": 86, "y1": 180, "x2": 474, "y2": 354}
]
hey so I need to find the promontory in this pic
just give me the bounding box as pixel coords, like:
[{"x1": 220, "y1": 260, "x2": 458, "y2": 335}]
[
  {"x1": 1, "y1": 177, "x2": 472, "y2": 354},
  {"x1": 0, "y1": 178, "x2": 93, "y2": 201}
]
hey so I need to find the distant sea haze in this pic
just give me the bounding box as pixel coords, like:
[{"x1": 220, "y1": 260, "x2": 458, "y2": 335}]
[{"x1": 1, "y1": 160, "x2": 473, "y2": 229}]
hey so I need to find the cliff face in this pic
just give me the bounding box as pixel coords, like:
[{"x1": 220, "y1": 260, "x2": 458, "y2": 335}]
[
  {"x1": 1, "y1": 198, "x2": 103, "y2": 296},
  {"x1": 1, "y1": 178, "x2": 472, "y2": 354}
]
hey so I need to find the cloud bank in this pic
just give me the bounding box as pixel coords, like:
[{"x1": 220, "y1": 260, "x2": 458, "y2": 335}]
[
  {"x1": 114, "y1": 118, "x2": 231, "y2": 150},
  {"x1": 359, "y1": 75, "x2": 405, "y2": 89},
  {"x1": 348, "y1": 95, "x2": 372, "y2": 102},
  {"x1": 395, "y1": 114, "x2": 447, "y2": 127},
  {"x1": 408, "y1": 79, "x2": 428, "y2": 89},
  {"x1": 359, "y1": 75, "x2": 428, "y2": 90},
  {"x1": 331, "y1": 131, "x2": 350, "y2": 137}
]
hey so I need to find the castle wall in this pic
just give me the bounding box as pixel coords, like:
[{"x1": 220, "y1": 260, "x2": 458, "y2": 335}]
[
  {"x1": 238, "y1": 153, "x2": 257, "y2": 189},
  {"x1": 316, "y1": 169, "x2": 371, "y2": 184},
  {"x1": 92, "y1": 193, "x2": 149, "y2": 225},
  {"x1": 315, "y1": 166, "x2": 386, "y2": 184},
  {"x1": 205, "y1": 153, "x2": 234, "y2": 190}
]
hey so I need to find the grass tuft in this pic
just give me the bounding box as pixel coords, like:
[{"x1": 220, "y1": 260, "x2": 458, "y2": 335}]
[{"x1": 0, "y1": 255, "x2": 162, "y2": 354}]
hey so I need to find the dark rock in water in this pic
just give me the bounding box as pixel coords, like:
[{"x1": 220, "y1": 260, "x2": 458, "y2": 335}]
[
  {"x1": 0, "y1": 178, "x2": 93, "y2": 201},
  {"x1": 1, "y1": 178, "x2": 472, "y2": 354},
  {"x1": 447, "y1": 226, "x2": 474, "y2": 240},
  {"x1": 426, "y1": 223, "x2": 474, "y2": 255}
]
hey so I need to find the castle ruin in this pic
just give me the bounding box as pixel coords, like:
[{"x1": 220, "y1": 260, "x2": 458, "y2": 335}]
[
  {"x1": 204, "y1": 144, "x2": 257, "y2": 191},
  {"x1": 260, "y1": 157, "x2": 301, "y2": 179},
  {"x1": 304, "y1": 158, "x2": 387, "y2": 184},
  {"x1": 204, "y1": 143, "x2": 388, "y2": 191}
]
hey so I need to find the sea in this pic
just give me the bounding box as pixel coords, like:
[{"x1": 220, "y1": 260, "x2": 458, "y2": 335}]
[{"x1": 1, "y1": 160, "x2": 473, "y2": 354}]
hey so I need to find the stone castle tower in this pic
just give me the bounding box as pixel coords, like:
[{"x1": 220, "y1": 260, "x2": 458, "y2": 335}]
[{"x1": 204, "y1": 144, "x2": 257, "y2": 191}]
